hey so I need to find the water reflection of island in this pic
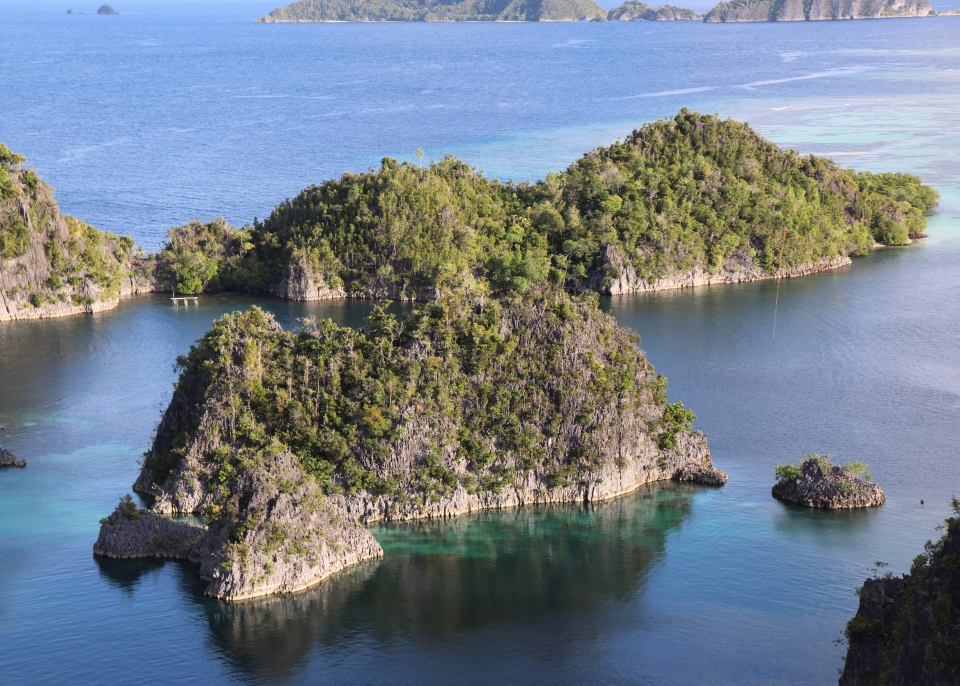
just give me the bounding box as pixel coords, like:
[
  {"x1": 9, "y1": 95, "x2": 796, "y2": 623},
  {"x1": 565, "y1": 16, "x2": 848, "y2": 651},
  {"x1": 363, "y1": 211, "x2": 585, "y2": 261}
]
[{"x1": 183, "y1": 484, "x2": 697, "y2": 680}]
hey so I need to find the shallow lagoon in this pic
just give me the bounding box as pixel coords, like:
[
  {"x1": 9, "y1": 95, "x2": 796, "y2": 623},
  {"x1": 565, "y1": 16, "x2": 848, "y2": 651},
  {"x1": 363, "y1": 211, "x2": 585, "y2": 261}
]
[{"x1": 2, "y1": 4, "x2": 960, "y2": 684}]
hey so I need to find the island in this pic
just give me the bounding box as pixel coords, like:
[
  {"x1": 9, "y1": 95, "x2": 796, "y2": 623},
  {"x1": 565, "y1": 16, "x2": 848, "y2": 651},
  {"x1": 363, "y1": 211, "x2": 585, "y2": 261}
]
[
  {"x1": 840, "y1": 500, "x2": 960, "y2": 684},
  {"x1": 152, "y1": 110, "x2": 938, "y2": 302},
  {"x1": 94, "y1": 290, "x2": 726, "y2": 600},
  {"x1": 704, "y1": 0, "x2": 933, "y2": 22},
  {"x1": 256, "y1": 0, "x2": 608, "y2": 22},
  {"x1": 608, "y1": 2, "x2": 701, "y2": 20},
  {"x1": 0, "y1": 144, "x2": 156, "y2": 322},
  {"x1": 96, "y1": 5, "x2": 119, "y2": 14},
  {"x1": 1, "y1": 111, "x2": 940, "y2": 320},
  {"x1": 772, "y1": 454, "x2": 884, "y2": 509}
]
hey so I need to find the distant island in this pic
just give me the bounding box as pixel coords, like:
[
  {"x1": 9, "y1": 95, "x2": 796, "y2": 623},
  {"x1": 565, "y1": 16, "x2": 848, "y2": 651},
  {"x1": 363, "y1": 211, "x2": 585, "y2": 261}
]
[
  {"x1": 1, "y1": 110, "x2": 939, "y2": 320},
  {"x1": 704, "y1": 0, "x2": 932, "y2": 22},
  {"x1": 258, "y1": 0, "x2": 952, "y2": 21},
  {"x1": 608, "y1": 2, "x2": 701, "y2": 20},
  {"x1": 256, "y1": 0, "x2": 608, "y2": 22},
  {"x1": 96, "y1": 4, "x2": 119, "y2": 14},
  {"x1": 256, "y1": 0, "x2": 703, "y2": 22}
]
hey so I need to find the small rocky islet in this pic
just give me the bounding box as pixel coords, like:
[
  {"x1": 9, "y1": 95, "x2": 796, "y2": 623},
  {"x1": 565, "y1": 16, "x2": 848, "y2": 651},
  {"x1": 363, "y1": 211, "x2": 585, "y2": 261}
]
[
  {"x1": 772, "y1": 454, "x2": 884, "y2": 509},
  {"x1": 0, "y1": 447, "x2": 25, "y2": 468}
]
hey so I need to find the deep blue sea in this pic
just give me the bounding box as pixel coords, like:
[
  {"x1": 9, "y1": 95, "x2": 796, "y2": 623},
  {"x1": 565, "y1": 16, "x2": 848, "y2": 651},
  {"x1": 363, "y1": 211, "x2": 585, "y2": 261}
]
[{"x1": 2, "y1": 3, "x2": 960, "y2": 684}]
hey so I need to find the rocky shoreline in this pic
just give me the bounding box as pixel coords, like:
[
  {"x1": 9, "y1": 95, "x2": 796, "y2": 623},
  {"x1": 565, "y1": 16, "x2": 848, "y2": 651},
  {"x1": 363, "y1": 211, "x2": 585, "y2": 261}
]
[
  {"x1": 592, "y1": 248, "x2": 852, "y2": 296},
  {"x1": 98, "y1": 445, "x2": 725, "y2": 602}
]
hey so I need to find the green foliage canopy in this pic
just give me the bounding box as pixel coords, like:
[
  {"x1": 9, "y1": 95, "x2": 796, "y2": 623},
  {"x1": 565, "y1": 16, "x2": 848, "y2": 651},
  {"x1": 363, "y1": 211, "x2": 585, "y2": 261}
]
[{"x1": 166, "y1": 111, "x2": 936, "y2": 299}]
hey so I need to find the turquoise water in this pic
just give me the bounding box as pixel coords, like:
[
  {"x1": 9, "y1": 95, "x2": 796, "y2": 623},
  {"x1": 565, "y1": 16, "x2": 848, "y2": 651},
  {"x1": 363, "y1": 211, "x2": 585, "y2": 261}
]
[{"x1": 2, "y1": 4, "x2": 960, "y2": 684}]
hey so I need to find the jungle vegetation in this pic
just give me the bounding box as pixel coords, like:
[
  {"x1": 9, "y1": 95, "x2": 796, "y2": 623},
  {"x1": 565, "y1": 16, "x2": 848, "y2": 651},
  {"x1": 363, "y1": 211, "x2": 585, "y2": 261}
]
[
  {"x1": 142, "y1": 289, "x2": 687, "y2": 505},
  {"x1": 156, "y1": 110, "x2": 938, "y2": 297}
]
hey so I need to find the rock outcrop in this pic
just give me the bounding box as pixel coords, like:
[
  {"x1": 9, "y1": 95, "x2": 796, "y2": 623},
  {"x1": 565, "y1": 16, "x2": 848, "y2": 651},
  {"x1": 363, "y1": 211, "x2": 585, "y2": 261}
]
[
  {"x1": 772, "y1": 456, "x2": 884, "y2": 509},
  {"x1": 106, "y1": 292, "x2": 725, "y2": 601},
  {"x1": 675, "y1": 462, "x2": 728, "y2": 485},
  {"x1": 0, "y1": 448, "x2": 25, "y2": 467},
  {"x1": 94, "y1": 498, "x2": 205, "y2": 560},
  {"x1": 608, "y1": 2, "x2": 701, "y2": 20},
  {"x1": 97, "y1": 458, "x2": 385, "y2": 601},
  {"x1": 704, "y1": 0, "x2": 933, "y2": 22},
  {"x1": 840, "y1": 501, "x2": 960, "y2": 685}
]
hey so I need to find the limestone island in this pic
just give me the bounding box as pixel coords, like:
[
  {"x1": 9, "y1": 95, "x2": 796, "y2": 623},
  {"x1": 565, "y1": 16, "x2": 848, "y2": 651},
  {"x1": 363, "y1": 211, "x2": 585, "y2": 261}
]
[
  {"x1": 97, "y1": 4, "x2": 119, "y2": 14},
  {"x1": 608, "y1": 2, "x2": 702, "y2": 20},
  {"x1": 704, "y1": 0, "x2": 934, "y2": 22},
  {"x1": 257, "y1": 0, "x2": 951, "y2": 21},
  {"x1": 145, "y1": 111, "x2": 938, "y2": 303},
  {"x1": 95, "y1": 291, "x2": 727, "y2": 600},
  {"x1": 256, "y1": 0, "x2": 609, "y2": 22},
  {"x1": 772, "y1": 454, "x2": 884, "y2": 509},
  {"x1": 840, "y1": 500, "x2": 960, "y2": 684},
  {"x1": 0, "y1": 448, "x2": 25, "y2": 467},
  {"x1": 1, "y1": 111, "x2": 940, "y2": 321}
]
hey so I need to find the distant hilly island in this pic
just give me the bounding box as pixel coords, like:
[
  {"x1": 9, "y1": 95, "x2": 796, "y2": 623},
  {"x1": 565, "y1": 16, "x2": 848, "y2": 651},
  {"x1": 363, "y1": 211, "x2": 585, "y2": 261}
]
[{"x1": 257, "y1": 0, "x2": 960, "y2": 21}]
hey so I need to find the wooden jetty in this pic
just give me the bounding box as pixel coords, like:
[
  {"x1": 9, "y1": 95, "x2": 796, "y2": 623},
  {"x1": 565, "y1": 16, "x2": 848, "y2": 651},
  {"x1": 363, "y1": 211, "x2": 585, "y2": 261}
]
[{"x1": 170, "y1": 289, "x2": 199, "y2": 307}]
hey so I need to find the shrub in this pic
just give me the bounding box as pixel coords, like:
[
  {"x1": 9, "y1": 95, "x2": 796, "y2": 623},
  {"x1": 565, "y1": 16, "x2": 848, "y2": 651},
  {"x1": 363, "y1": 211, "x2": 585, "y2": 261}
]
[{"x1": 774, "y1": 463, "x2": 802, "y2": 482}]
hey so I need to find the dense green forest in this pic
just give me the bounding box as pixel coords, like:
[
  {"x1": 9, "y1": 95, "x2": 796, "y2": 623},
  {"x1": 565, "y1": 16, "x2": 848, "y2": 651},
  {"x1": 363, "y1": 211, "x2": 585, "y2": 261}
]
[
  {"x1": 142, "y1": 289, "x2": 691, "y2": 505},
  {"x1": 0, "y1": 144, "x2": 136, "y2": 318},
  {"x1": 257, "y1": 0, "x2": 607, "y2": 22},
  {"x1": 158, "y1": 110, "x2": 938, "y2": 297},
  {"x1": 608, "y1": 2, "x2": 701, "y2": 20}
]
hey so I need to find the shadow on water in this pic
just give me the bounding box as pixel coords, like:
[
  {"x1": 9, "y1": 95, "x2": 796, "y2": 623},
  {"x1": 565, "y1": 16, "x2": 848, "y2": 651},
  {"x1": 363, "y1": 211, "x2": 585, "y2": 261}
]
[
  {"x1": 162, "y1": 482, "x2": 700, "y2": 681},
  {"x1": 94, "y1": 555, "x2": 208, "y2": 596},
  {"x1": 770, "y1": 498, "x2": 886, "y2": 543}
]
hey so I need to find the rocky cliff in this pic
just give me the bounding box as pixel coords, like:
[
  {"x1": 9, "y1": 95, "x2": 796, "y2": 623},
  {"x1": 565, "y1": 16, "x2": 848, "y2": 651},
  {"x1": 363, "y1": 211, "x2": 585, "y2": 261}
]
[
  {"x1": 608, "y1": 2, "x2": 701, "y2": 19},
  {"x1": 704, "y1": 0, "x2": 933, "y2": 21},
  {"x1": 256, "y1": 0, "x2": 608, "y2": 22},
  {"x1": 0, "y1": 144, "x2": 157, "y2": 322},
  {"x1": 96, "y1": 291, "x2": 725, "y2": 600},
  {"x1": 840, "y1": 500, "x2": 960, "y2": 684}
]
